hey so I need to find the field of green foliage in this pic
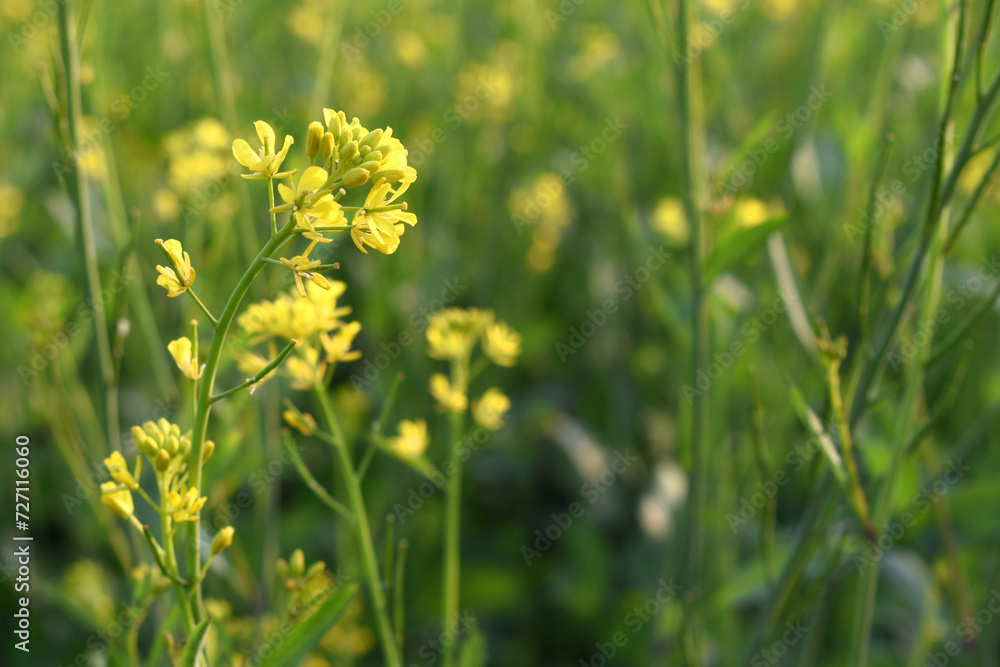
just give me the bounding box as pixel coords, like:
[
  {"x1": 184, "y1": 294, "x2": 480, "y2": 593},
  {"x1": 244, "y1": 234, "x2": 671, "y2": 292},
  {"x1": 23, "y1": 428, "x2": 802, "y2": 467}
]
[{"x1": 4, "y1": 0, "x2": 1000, "y2": 665}]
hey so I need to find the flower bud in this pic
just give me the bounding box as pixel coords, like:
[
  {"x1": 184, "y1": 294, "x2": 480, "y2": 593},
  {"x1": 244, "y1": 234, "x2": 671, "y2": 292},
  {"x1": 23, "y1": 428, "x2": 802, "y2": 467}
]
[
  {"x1": 371, "y1": 168, "x2": 407, "y2": 184},
  {"x1": 341, "y1": 167, "x2": 370, "y2": 188},
  {"x1": 276, "y1": 558, "x2": 289, "y2": 579},
  {"x1": 155, "y1": 449, "x2": 171, "y2": 472},
  {"x1": 289, "y1": 549, "x2": 305, "y2": 578},
  {"x1": 359, "y1": 129, "x2": 383, "y2": 150},
  {"x1": 320, "y1": 132, "x2": 335, "y2": 160},
  {"x1": 358, "y1": 160, "x2": 381, "y2": 175},
  {"x1": 339, "y1": 140, "x2": 359, "y2": 164},
  {"x1": 210, "y1": 527, "x2": 235, "y2": 555},
  {"x1": 202, "y1": 440, "x2": 215, "y2": 463},
  {"x1": 306, "y1": 561, "x2": 326, "y2": 579},
  {"x1": 306, "y1": 122, "x2": 324, "y2": 158}
]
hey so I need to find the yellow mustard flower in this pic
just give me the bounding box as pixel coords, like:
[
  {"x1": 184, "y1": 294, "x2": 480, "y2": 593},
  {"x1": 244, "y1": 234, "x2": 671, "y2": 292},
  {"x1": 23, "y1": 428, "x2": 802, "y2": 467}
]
[
  {"x1": 483, "y1": 321, "x2": 522, "y2": 367},
  {"x1": 285, "y1": 346, "x2": 324, "y2": 391},
  {"x1": 100, "y1": 481, "x2": 135, "y2": 519},
  {"x1": 350, "y1": 174, "x2": 418, "y2": 254},
  {"x1": 281, "y1": 255, "x2": 331, "y2": 297},
  {"x1": 283, "y1": 406, "x2": 317, "y2": 435},
  {"x1": 473, "y1": 388, "x2": 511, "y2": 431},
  {"x1": 232, "y1": 120, "x2": 295, "y2": 180},
  {"x1": 167, "y1": 336, "x2": 203, "y2": 380},
  {"x1": 155, "y1": 239, "x2": 196, "y2": 297},
  {"x1": 320, "y1": 320, "x2": 362, "y2": 362},
  {"x1": 387, "y1": 419, "x2": 429, "y2": 460},
  {"x1": 167, "y1": 485, "x2": 207, "y2": 523},
  {"x1": 238, "y1": 281, "x2": 353, "y2": 342},
  {"x1": 272, "y1": 166, "x2": 346, "y2": 234},
  {"x1": 426, "y1": 308, "x2": 494, "y2": 361},
  {"x1": 104, "y1": 451, "x2": 141, "y2": 490},
  {"x1": 430, "y1": 373, "x2": 467, "y2": 413}
]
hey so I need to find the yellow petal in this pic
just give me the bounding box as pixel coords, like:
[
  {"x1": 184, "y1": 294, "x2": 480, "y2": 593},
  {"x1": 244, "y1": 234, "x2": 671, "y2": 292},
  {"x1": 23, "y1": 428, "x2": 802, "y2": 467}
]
[
  {"x1": 299, "y1": 166, "x2": 329, "y2": 193},
  {"x1": 254, "y1": 121, "x2": 276, "y2": 148},
  {"x1": 278, "y1": 183, "x2": 296, "y2": 204},
  {"x1": 232, "y1": 139, "x2": 261, "y2": 170}
]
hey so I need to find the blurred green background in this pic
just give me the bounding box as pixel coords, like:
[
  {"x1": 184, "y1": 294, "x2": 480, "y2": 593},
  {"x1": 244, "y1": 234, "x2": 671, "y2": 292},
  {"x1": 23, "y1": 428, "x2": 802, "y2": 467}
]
[{"x1": 4, "y1": 0, "x2": 1000, "y2": 665}]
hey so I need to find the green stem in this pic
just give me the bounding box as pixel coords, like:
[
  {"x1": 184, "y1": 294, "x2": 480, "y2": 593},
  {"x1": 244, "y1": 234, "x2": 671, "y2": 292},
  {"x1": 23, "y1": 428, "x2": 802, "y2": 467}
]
[
  {"x1": 57, "y1": 0, "x2": 119, "y2": 451},
  {"x1": 282, "y1": 431, "x2": 354, "y2": 523},
  {"x1": 394, "y1": 539, "x2": 409, "y2": 658},
  {"x1": 210, "y1": 338, "x2": 298, "y2": 403},
  {"x1": 186, "y1": 289, "x2": 219, "y2": 327},
  {"x1": 442, "y1": 407, "x2": 466, "y2": 667},
  {"x1": 675, "y1": 0, "x2": 709, "y2": 657},
  {"x1": 186, "y1": 219, "x2": 297, "y2": 621},
  {"x1": 313, "y1": 384, "x2": 402, "y2": 667}
]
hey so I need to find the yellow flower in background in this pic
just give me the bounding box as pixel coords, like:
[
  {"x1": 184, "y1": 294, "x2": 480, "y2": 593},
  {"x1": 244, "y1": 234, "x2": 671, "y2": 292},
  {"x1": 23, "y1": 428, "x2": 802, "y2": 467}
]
[
  {"x1": 0, "y1": 180, "x2": 25, "y2": 239},
  {"x1": 509, "y1": 173, "x2": 573, "y2": 274},
  {"x1": 232, "y1": 120, "x2": 295, "y2": 180},
  {"x1": 155, "y1": 239, "x2": 195, "y2": 297},
  {"x1": 167, "y1": 485, "x2": 207, "y2": 523},
  {"x1": 958, "y1": 149, "x2": 996, "y2": 196},
  {"x1": 100, "y1": 481, "x2": 135, "y2": 519},
  {"x1": 320, "y1": 320, "x2": 363, "y2": 363},
  {"x1": 387, "y1": 419, "x2": 429, "y2": 460},
  {"x1": 430, "y1": 373, "x2": 468, "y2": 413},
  {"x1": 152, "y1": 188, "x2": 180, "y2": 223},
  {"x1": 104, "y1": 451, "x2": 141, "y2": 490},
  {"x1": 652, "y1": 197, "x2": 690, "y2": 245},
  {"x1": 426, "y1": 308, "x2": 494, "y2": 361},
  {"x1": 473, "y1": 388, "x2": 511, "y2": 431},
  {"x1": 168, "y1": 336, "x2": 202, "y2": 380},
  {"x1": 283, "y1": 405, "x2": 317, "y2": 435},
  {"x1": 163, "y1": 118, "x2": 231, "y2": 195},
  {"x1": 735, "y1": 197, "x2": 770, "y2": 227},
  {"x1": 233, "y1": 348, "x2": 271, "y2": 380},
  {"x1": 482, "y1": 321, "x2": 522, "y2": 367},
  {"x1": 238, "y1": 281, "x2": 353, "y2": 342},
  {"x1": 285, "y1": 346, "x2": 324, "y2": 391}
]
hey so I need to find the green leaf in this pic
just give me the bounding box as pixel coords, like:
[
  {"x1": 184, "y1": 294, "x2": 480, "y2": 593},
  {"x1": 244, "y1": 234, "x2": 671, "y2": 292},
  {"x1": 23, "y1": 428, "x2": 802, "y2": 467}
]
[
  {"x1": 704, "y1": 215, "x2": 787, "y2": 281},
  {"x1": 180, "y1": 618, "x2": 212, "y2": 667},
  {"x1": 256, "y1": 585, "x2": 357, "y2": 667}
]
